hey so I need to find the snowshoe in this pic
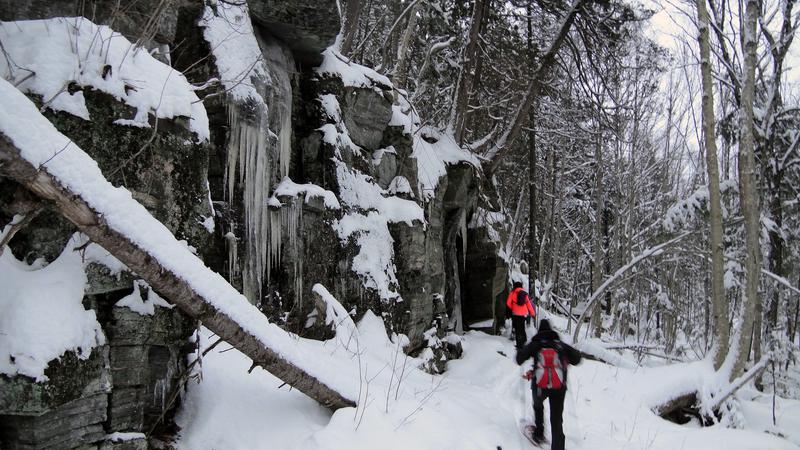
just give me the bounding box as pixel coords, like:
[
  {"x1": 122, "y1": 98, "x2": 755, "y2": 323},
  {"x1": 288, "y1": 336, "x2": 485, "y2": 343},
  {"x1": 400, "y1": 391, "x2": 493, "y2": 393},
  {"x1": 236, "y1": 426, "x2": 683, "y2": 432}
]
[{"x1": 518, "y1": 419, "x2": 548, "y2": 447}]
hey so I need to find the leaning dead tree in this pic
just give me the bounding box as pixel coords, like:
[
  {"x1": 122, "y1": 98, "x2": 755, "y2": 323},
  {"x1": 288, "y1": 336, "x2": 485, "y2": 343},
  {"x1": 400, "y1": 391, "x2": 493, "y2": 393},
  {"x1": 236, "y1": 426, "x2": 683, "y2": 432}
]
[{"x1": 0, "y1": 133, "x2": 355, "y2": 411}]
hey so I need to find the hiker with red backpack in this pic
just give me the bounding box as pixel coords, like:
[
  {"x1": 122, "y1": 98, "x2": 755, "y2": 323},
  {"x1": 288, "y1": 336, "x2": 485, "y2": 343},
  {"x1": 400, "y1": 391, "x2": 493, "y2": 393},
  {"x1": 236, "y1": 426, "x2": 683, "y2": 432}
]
[
  {"x1": 516, "y1": 319, "x2": 582, "y2": 450},
  {"x1": 506, "y1": 281, "x2": 536, "y2": 349}
]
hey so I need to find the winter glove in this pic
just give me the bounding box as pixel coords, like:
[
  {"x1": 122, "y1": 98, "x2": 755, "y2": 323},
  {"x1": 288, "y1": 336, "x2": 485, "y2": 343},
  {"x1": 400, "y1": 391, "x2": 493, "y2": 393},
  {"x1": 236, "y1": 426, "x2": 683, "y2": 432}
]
[
  {"x1": 505, "y1": 306, "x2": 511, "y2": 320},
  {"x1": 526, "y1": 315, "x2": 531, "y2": 325},
  {"x1": 523, "y1": 370, "x2": 534, "y2": 381}
]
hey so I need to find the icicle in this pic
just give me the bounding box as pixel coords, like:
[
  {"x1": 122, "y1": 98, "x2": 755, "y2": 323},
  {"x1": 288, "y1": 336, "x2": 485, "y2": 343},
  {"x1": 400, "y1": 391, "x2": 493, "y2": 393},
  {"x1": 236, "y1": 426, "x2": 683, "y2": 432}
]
[
  {"x1": 269, "y1": 208, "x2": 282, "y2": 288},
  {"x1": 154, "y1": 379, "x2": 164, "y2": 407},
  {"x1": 261, "y1": 37, "x2": 294, "y2": 179},
  {"x1": 222, "y1": 36, "x2": 295, "y2": 303},
  {"x1": 293, "y1": 202, "x2": 303, "y2": 309},
  {"x1": 285, "y1": 200, "x2": 300, "y2": 255},
  {"x1": 225, "y1": 230, "x2": 238, "y2": 283},
  {"x1": 224, "y1": 102, "x2": 272, "y2": 303},
  {"x1": 279, "y1": 107, "x2": 292, "y2": 178},
  {"x1": 282, "y1": 200, "x2": 303, "y2": 309}
]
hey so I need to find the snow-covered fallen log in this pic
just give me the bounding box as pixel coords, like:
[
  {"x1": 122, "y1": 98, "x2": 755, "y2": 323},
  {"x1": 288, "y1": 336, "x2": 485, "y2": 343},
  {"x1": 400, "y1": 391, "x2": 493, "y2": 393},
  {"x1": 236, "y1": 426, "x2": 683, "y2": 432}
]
[
  {"x1": 0, "y1": 78, "x2": 355, "y2": 410},
  {"x1": 573, "y1": 339, "x2": 640, "y2": 369},
  {"x1": 654, "y1": 355, "x2": 772, "y2": 423}
]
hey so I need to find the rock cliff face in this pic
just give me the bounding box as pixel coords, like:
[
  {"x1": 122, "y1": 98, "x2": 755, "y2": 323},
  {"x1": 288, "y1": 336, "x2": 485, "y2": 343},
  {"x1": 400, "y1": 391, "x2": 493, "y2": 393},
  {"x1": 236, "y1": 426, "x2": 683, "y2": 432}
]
[{"x1": 0, "y1": 1, "x2": 508, "y2": 447}]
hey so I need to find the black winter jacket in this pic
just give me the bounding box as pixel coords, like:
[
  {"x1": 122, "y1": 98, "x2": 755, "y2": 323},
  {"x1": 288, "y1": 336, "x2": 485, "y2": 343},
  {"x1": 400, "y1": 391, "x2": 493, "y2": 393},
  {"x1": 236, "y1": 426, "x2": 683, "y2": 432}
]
[{"x1": 515, "y1": 329, "x2": 582, "y2": 390}]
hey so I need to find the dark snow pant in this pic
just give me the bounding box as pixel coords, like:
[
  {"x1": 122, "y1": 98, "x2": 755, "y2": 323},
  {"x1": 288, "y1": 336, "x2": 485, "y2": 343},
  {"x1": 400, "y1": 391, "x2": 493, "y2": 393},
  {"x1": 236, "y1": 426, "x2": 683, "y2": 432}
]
[
  {"x1": 533, "y1": 387, "x2": 566, "y2": 450},
  {"x1": 512, "y1": 315, "x2": 527, "y2": 348}
]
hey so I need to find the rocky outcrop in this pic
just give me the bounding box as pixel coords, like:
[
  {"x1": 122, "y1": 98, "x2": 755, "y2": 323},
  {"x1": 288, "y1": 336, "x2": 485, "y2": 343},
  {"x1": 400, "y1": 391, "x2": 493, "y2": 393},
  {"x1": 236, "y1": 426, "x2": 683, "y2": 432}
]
[
  {"x1": 104, "y1": 304, "x2": 193, "y2": 433},
  {"x1": 0, "y1": 0, "x2": 512, "y2": 446},
  {"x1": 0, "y1": 18, "x2": 206, "y2": 449},
  {"x1": 247, "y1": 0, "x2": 340, "y2": 66},
  {"x1": 341, "y1": 88, "x2": 395, "y2": 150},
  {"x1": 0, "y1": 295, "x2": 192, "y2": 449},
  {"x1": 292, "y1": 59, "x2": 508, "y2": 350}
]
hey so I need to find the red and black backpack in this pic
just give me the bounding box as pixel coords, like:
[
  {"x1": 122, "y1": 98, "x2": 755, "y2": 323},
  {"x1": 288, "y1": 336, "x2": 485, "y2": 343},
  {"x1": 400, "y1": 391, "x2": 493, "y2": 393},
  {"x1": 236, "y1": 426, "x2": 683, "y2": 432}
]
[{"x1": 534, "y1": 343, "x2": 566, "y2": 389}]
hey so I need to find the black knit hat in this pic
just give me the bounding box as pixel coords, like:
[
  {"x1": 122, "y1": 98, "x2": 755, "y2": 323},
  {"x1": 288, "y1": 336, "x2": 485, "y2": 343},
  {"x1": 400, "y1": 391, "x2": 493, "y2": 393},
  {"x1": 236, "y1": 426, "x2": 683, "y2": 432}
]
[
  {"x1": 539, "y1": 319, "x2": 552, "y2": 332},
  {"x1": 513, "y1": 281, "x2": 523, "y2": 289}
]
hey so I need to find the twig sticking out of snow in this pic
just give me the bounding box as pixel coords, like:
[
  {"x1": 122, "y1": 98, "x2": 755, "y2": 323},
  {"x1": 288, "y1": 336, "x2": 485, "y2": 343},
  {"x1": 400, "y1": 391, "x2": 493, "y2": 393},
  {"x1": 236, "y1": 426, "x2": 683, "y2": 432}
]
[{"x1": 0, "y1": 211, "x2": 41, "y2": 255}]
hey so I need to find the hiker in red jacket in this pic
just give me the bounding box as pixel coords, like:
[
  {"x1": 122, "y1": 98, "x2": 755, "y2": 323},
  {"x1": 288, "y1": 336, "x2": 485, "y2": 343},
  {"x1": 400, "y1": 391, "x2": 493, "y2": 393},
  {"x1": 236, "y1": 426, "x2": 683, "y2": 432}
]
[
  {"x1": 516, "y1": 319, "x2": 582, "y2": 450},
  {"x1": 506, "y1": 281, "x2": 536, "y2": 349}
]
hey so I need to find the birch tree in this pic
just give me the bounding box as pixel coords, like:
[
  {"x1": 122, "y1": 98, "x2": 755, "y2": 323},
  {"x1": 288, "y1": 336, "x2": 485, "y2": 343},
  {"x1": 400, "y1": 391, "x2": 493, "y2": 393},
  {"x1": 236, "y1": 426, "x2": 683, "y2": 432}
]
[
  {"x1": 733, "y1": 0, "x2": 763, "y2": 378},
  {"x1": 695, "y1": 0, "x2": 729, "y2": 370}
]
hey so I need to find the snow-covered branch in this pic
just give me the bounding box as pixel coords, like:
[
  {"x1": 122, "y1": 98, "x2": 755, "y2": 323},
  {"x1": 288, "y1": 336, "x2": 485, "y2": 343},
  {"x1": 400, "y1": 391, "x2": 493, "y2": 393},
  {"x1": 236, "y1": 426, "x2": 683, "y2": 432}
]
[{"x1": 572, "y1": 231, "x2": 694, "y2": 342}]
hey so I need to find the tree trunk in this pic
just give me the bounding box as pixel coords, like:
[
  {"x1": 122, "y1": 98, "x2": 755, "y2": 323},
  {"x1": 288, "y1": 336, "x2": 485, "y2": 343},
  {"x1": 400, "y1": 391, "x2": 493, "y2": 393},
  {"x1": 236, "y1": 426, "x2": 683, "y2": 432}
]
[
  {"x1": 537, "y1": 147, "x2": 555, "y2": 281},
  {"x1": 590, "y1": 129, "x2": 605, "y2": 338},
  {"x1": 528, "y1": 114, "x2": 538, "y2": 304},
  {"x1": 760, "y1": 0, "x2": 795, "y2": 342},
  {"x1": 790, "y1": 279, "x2": 800, "y2": 364},
  {"x1": 733, "y1": 0, "x2": 763, "y2": 379},
  {"x1": 392, "y1": 0, "x2": 423, "y2": 88},
  {"x1": 0, "y1": 134, "x2": 356, "y2": 410},
  {"x1": 696, "y1": 0, "x2": 729, "y2": 370},
  {"x1": 448, "y1": 0, "x2": 487, "y2": 145},
  {"x1": 526, "y1": 0, "x2": 539, "y2": 307},
  {"x1": 339, "y1": 0, "x2": 363, "y2": 56},
  {"x1": 547, "y1": 161, "x2": 563, "y2": 310}
]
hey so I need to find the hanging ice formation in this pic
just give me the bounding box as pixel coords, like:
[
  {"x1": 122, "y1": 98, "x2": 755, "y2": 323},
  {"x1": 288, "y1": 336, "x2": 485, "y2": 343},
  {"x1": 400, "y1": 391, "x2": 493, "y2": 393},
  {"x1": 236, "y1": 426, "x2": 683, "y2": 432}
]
[
  {"x1": 444, "y1": 208, "x2": 468, "y2": 335},
  {"x1": 268, "y1": 199, "x2": 303, "y2": 309},
  {"x1": 223, "y1": 38, "x2": 295, "y2": 304},
  {"x1": 224, "y1": 103, "x2": 273, "y2": 303},
  {"x1": 262, "y1": 36, "x2": 294, "y2": 181},
  {"x1": 278, "y1": 109, "x2": 292, "y2": 179},
  {"x1": 225, "y1": 230, "x2": 239, "y2": 283}
]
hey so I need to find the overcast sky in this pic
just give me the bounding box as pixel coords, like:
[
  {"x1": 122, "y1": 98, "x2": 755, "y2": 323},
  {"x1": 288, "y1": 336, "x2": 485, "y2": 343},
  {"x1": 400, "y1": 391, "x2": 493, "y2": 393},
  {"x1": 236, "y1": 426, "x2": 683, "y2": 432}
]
[{"x1": 643, "y1": 0, "x2": 800, "y2": 91}]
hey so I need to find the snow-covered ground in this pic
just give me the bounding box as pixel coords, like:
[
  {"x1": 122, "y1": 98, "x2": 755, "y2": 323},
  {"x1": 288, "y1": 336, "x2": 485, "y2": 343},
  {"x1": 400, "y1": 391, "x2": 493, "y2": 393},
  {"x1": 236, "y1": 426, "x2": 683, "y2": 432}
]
[{"x1": 176, "y1": 314, "x2": 800, "y2": 450}]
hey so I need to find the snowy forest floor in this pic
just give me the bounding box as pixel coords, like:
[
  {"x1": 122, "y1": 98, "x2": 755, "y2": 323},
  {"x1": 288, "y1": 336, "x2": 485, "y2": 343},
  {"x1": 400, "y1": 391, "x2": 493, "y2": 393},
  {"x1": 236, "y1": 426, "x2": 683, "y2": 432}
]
[{"x1": 175, "y1": 312, "x2": 800, "y2": 450}]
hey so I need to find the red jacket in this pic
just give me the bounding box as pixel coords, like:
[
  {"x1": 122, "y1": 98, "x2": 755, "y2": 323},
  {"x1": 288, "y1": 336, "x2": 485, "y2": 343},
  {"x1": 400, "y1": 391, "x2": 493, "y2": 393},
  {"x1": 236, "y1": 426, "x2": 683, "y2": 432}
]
[{"x1": 506, "y1": 287, "x2": 536, "y2": 317}]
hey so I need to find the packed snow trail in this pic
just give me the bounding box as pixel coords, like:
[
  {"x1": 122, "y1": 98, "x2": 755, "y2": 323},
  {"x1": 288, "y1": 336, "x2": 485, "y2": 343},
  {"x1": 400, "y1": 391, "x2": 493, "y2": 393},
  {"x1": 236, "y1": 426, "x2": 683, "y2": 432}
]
[{"x1": 177, "y1": 315, "x2": 800, "y2": 449}]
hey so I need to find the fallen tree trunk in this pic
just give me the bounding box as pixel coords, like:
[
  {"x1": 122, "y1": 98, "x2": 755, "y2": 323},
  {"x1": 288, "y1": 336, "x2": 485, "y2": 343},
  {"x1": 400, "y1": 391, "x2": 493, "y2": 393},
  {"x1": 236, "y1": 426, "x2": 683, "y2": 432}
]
[
  {"x1": 0, "y1": 133, "x2": 355, "y2": 410},
  {"x1": 655, "y1": 355, "x2": 771, "y2": 425}
]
